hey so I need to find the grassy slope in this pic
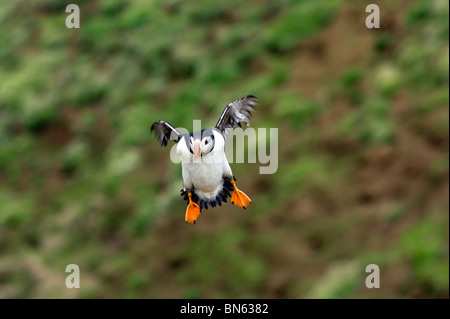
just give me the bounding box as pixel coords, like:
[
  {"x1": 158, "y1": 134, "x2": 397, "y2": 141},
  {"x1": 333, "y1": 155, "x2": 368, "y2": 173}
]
[{"x1": 0, "y1": 0, "x2": 448, "y2": 298}]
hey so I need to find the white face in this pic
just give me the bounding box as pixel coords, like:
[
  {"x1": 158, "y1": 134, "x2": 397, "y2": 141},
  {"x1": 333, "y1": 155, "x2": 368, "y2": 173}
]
[
  {"x1": 189, "y1": 134, "x2": 214, "y2": 157},
  {"x1": 202, "y1": 135, "x2": 214, "y2": 155}
]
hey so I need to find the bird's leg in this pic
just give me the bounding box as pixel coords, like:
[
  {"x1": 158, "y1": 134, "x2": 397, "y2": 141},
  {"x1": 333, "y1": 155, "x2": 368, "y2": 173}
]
[
  {"x1": 185, "y1": 192, "x2": 201, "y2": 224},
  {"x1": 230, "y1": 179, "x2": 252, "y2": 209}
]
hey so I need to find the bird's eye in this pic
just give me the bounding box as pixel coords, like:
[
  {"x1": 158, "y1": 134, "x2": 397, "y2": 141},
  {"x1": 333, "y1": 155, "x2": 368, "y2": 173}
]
[{"x1": 205, "y1": 140, "x2": 209, "y2": 145}]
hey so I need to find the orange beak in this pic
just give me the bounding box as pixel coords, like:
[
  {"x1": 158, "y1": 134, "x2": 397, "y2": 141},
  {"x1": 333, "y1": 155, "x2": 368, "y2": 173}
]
[{"x1": 193, "y1": 140, "x2": 200, "y2": 159}]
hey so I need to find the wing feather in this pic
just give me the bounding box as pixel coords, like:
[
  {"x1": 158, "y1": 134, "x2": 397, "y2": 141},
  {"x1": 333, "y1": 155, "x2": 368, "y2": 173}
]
[
  {"x1": 150, "y1": 120, "x2": 182, "y2": 147},
  {"x1": 215, "y1": 95, "x2": 257, "y2": 139}
]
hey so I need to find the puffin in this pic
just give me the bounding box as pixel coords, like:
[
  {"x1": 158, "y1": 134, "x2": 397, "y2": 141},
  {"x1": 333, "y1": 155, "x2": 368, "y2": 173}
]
[{"x1": 151, "y1": 95, "x2": 257, "y2": 223}]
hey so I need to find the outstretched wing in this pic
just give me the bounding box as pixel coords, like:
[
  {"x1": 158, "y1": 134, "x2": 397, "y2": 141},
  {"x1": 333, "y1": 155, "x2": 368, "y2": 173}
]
[
  {"x1": 215, "y1": 95, "x2": 257, "y2": 139},
  {"x1": 150, "y1": 120, "x2": 183, "y2": 147}
]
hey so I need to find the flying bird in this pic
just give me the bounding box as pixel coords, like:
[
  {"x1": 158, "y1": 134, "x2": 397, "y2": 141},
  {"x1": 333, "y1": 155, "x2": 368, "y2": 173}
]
[{"x1": 151, "y1": 95, "x2": 257, "y2": 224}]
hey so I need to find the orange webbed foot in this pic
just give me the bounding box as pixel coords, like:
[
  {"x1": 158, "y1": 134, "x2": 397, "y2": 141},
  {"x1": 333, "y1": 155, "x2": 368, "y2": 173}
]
[
  {"x1": 230, "y1": 179, "x2": 252, "y2": 209},
  {"x1": 185, "y1": 192, "x2": 201, "y2": 224}
]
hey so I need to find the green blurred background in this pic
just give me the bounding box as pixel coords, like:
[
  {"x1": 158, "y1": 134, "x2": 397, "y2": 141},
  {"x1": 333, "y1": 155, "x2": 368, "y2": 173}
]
[{"x1": 0, "y1": 0, "x2": 448, "y2": 298}]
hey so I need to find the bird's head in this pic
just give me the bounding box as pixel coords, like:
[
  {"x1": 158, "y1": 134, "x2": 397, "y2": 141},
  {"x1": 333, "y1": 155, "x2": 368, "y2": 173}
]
[{"x1": 189, "y1": 129, "x2": 215, "y2": 159}]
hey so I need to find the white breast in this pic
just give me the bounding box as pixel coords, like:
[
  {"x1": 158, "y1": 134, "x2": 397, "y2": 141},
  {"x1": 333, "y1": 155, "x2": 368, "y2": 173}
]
[{"x1": 177, "y1": 131, "x2": 231, "y2": 200}]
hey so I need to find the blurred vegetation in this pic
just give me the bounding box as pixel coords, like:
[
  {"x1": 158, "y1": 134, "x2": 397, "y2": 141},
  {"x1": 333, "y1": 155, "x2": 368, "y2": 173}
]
[{"x1": 0, "y1": 0, "x2": 448, "y2": 298}]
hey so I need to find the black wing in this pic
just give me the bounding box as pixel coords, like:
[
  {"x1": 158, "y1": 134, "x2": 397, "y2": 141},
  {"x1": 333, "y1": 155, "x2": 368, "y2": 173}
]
[
  {"x1": 215, "y1": 95, "x2": 257, "y2": 139},
  {"x1": 150, "y1": 120, "x2": 183, "y2": 147}
]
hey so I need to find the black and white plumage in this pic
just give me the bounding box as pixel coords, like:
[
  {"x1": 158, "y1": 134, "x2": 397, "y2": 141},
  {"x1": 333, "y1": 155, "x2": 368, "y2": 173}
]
[
  {"x1": 176, "y1": 127, "x2": 232, "y2": 208},
  {"x1": 150, "y1": 120, "x2": 182, "y2": 147},
  {"x1": 150, "y1": 95, "x2": 257, "y2": 223},
  {"x1": 215, "y1": 95, "x2": 257, "y2": 139}
]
